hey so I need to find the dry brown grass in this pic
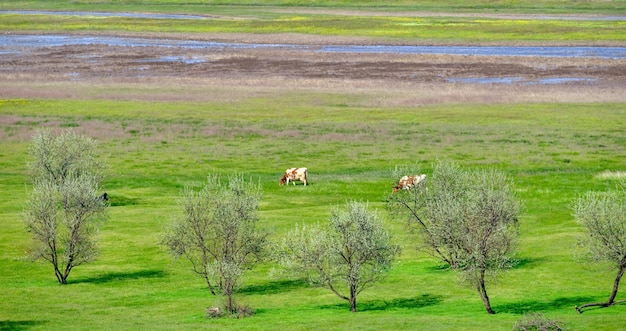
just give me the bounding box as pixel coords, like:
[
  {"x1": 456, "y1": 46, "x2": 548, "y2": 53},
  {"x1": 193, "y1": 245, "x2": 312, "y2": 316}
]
[
  {"x1": 596, "y1": 170, "x2": 626, "y2": 180},
  {"x1": 2, "y1": 78, "x2": 624, "y2": 108}
]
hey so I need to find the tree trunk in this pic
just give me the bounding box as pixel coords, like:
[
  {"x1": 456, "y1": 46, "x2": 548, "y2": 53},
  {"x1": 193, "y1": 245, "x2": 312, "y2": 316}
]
[
  {"x1": 53, "y1": 265, "x2": 65, "y2": 284},
  {"x1": 326, "y1": 281, "x2": 353, "y2": 312},
  {"x1": 203, "y1": 274, "x2": 216, "y2": 296},
  {"x1": 225, "y1": 294, "x2": 236, "y2": 314},
  {"x1": 477, "y1": 269, "x2": 495, "y2": 314},
  {"x1": 576, "y1": 265, "x2": 626, "y2": 313},
  {"x1": 201, "y1": 255, "x2": 216, "y2": 295},
  {"x1": 349, "y1": 284, "x2": 357, "y2": 313},
  {"x1": 62, "y1": 261, "x2": 73, "y2": 284},
  {"x1": 607, "y1": 265, "x2": 625, "y2": 305},
  {"x1": 224, "y1": 282, "x2": 237, "y2": 314},
  {"x1": 52, "y1": 258, "x2": 68, "y2": 284},
  {"x1": 48, "y1": 239, "x2": 66, "y2": 284}
]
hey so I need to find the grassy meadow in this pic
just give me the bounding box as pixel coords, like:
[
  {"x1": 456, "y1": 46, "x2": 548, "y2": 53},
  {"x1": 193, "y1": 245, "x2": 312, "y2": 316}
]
[
  {"x1": 1, "y1": 10, "x2": 625, "y2": 44},
  {"x1": 1, "y1": 0, "x2": 626, "y2": 44},
  {"x1": 1, "y1": 0, "x2": 624, "y2": 14},
  {"x1": 1, "y1": 97, "x2": 625, "y2": 330},
  {"x1": 1, "y1": 1, "x2": 626, "y2": 330}
]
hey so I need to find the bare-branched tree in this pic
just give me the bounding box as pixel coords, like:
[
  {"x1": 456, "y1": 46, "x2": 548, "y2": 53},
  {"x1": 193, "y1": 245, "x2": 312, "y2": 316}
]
[
  {"x1": 23, "y1": 129, "x2": 108, "y2": 284},
  {"x1": 163, "y1": 175, "x2": 268, "y2": 316},
  {"x1": 276, "y1": 201, "x2": 400, "y2": 312},
  {"x1": 573, "y1": 181, "x2": 626, "y2": 313},
  {"x1": 387, "y1": 161, "x2": 521, "y2": 314}
]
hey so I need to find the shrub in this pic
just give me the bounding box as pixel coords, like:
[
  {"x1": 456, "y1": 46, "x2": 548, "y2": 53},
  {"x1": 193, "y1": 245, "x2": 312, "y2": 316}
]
[
  {"x1": 205, "y1": 304, "x2": 254, "y2": 319},
  {"x1": 512, "y1": 312, "x2": 565, "y2": 331}
]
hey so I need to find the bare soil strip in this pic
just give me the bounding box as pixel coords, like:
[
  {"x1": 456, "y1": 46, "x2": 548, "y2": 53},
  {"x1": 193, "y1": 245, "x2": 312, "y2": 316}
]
[{"x1": 1, "y1": 33, "x2": 625, "y2": 106}]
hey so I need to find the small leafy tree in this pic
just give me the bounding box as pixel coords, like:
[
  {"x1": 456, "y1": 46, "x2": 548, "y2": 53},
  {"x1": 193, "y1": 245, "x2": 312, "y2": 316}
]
[
  {"x1": 573, "y1": 182, "x2": 626, "y2": 313},
  {"x1": 163, "y1": 175, "x2": 268, "y2": 315},
  {"x1": 387, "y1": 161, "x2": 521, "y2": 314},
  {"x1": 276, "y1": 201, "x2": 400, "y2": 312},
  {"x1": 23, "y1": 129, "x2": 108, "y2": 284}
]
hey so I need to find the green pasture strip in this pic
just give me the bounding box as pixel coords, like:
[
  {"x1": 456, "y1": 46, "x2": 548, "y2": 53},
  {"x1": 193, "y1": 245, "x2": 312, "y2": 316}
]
[
  {"x1": 1, "y1": 0, "x2": 624, "y2": 15},
  {"x1": 1, "y1": 13, "x2": 625, "y2": 43},
  {"x1": 1, "y1": 98, "x2": 625, "y2": 330},
  {"x1": 2, "y1": 98, "x2": 625, "y2": 126},
  {"x1": 0, "y1": 99, "x2": 623, "y2": 177}
]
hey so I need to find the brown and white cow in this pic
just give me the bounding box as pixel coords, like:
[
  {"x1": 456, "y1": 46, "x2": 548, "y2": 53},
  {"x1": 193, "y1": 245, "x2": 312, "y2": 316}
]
[
  {"x1": 393, "y1": 174, "x2": 426, "y2": 193},
  {"x1": 280, "y1": 167, "x2": 308, "y2": 186}
]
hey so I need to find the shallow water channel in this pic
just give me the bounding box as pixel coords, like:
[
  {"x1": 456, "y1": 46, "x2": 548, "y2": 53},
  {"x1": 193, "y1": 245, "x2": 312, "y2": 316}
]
[
  {"x1": 0, "y1": 10, "x2": 209, "y2": 20},
  {"x1": 2, "y1": 10, "x2": 626, "y2": 21},
  {"x1": 2, "y1": 34, "x2": 626, "y2": 59}
]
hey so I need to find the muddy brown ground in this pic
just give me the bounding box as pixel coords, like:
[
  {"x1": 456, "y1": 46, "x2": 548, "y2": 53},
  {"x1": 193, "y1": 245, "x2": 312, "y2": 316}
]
[{"x1": 2, "y1": 32, "x2": 625, "y2": 106}]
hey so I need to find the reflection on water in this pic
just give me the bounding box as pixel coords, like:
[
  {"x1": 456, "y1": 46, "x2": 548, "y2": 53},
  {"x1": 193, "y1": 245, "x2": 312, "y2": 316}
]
[
  {"x1": 447, "y1": 77, "x2": 598, "y2": 85},
  {"x1": 448, "y1": 77, "x2": 523, "y2": 84},
  {"x1": 1, "y1": 34, "x2": 625, "y2": 59},
  {"x1": 529, "y1": 77, "x2": 597, "y2": 84},
  {"x1": 0, "y1": 10, "x2": 209, "y2": 20},
  {"x1": 139, "y1": 56, "x2": 207, "y2": 64},
  {"x1": 319, "y1": 45, "x2": 626, "y2": 58},
  {"x1": 0, "y1": 35, "x2": 300, "y2": 50}
]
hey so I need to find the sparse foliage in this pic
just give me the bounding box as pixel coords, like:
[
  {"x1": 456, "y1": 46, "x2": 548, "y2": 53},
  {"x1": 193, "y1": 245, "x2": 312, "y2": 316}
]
[
  {"x1": 573, "y1": 182, "x2": 626, "y2": 313},
  {"x1": 163, "y1": 175, "x2": 268, "y2": 316},
  {"x1": 276, "y1": 201, "x2": 400, "y2": 312},
  {"x1": 27, "y1": 128, "x2": 105, "y2": 186},
  {"x1": 23, "y1": 129, "x2": 108, "y2": 284},
  {"x1": 387, "y1": 161, "x2": 521, "y2": 314}
]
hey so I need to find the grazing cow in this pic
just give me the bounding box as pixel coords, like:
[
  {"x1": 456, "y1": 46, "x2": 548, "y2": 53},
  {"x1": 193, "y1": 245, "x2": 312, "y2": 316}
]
[
  {"x1": 393, "y1": 174, "x2": 426, "y2": 193},
  {"x1": 98, "y1": 192, "x2": 109, "y2": 201},
  {"x1": 279, "y1": 167, "x2": 308, "y2": 186}
]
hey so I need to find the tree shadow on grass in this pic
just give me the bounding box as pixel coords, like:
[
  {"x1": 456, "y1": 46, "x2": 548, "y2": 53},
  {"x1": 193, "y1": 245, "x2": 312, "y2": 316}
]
[
  {"x1": 71, "y1": 269, "x2": 166, "y2": 284},
  {"x1": 238, "y1": 279, "x2": 310, "y2": 295},
  {"x1": 496, "y1": 296, "x2": 596, "y2": 314},
  {"x1": 318, "y1": 294, "x2": 443, "y2": 312},
  {"x1": 107, "y1": 194, "x2": 140, "y2": 207},
  {"x1": 425, "y1": 257, "x2": 546, "y2": 272},
  {"x1": 0, "y1": 320, "x2": 45, "y2": 331},
  {"x1": 510, "y1": 257, "x2": 549, "y2": 270}
]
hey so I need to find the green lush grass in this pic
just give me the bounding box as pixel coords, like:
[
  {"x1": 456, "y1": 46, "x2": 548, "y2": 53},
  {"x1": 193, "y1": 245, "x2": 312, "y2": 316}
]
[
  {"x1": 2, "y1": 0, "x2": 625, "y2": 14},
  {"x1": 1, "y1": 2, "x2": 625, "y2": 329},
  {"x1": 1, "y1": 1, "x2": 625, "y2": 44},
  {"x1": 1, "y1": 12, "x2": 624, "y2": 43},
  {"x1": 1, "y1": 97, "x2": 625, "y2": 330}
]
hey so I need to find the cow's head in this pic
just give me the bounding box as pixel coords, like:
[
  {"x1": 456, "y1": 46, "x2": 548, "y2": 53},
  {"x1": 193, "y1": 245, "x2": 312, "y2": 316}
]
[
  {"x1": 279, "y1": 174, "x2": 288, "y2": 186},
  {"x1": 392, "y1": 184, "x2": 402, "y2": 193}
]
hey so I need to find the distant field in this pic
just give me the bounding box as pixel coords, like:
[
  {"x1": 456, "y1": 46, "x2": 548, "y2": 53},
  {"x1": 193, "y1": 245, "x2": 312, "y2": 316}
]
[
  {"x1": 1, "y1": 1, "x2": 625, "y2": 330},
  {"x1": 1, "y1": 0, "x2": 625, "y2": 14},
  {"x1": 1, "y1": 8, "x2": 625, "y2": 44}
]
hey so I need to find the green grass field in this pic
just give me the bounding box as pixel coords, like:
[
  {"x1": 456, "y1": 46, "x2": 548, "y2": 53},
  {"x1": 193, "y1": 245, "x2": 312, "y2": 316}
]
[
  {"x1": 1, "y1": 0, "x2": 625, "y2": 43},
  {"x1": 1, "y1": 1, "x2": 626, "y2": 330},
  {"x1": 1, "y1": 98, "x2": 624, "y2": 330},
  {"x1": 1, "y1": 10, "x2": 625, "y2": 44},
  {"x1": 1, "y1": 0, "x2": 624, "y2": 14}
]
